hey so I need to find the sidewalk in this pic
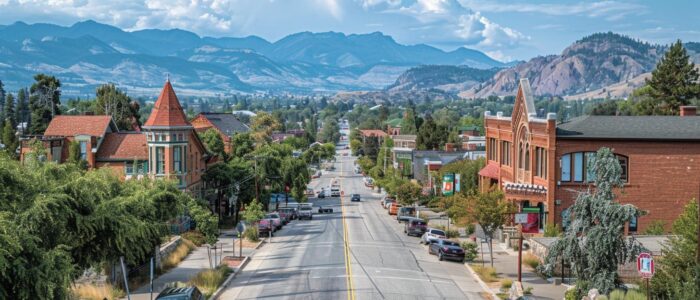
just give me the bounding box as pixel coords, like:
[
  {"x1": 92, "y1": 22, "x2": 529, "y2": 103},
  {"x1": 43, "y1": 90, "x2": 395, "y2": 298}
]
[
  {"x1": 127, "y1": 229, "x2": 256, "y2": 300},
  {"x1": 467, "y1": 239, "x2": 568, "y2": 300}
]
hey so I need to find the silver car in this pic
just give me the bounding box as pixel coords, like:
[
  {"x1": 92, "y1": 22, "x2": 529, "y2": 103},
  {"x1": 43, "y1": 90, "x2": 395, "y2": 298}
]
[{"x1": 420, "y1": 228, "x2": 447, "y2": 244}]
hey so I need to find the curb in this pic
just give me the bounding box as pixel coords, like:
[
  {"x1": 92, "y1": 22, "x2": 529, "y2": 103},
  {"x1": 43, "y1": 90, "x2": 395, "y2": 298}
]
[
  {"x1": 464, "y1": 263, "x2": 500, "y2": 300},
  {"x1": 210, "y1": 239, "x2": 264, "y2": 300},
  {"x1": 210, "y1": 256, "x2": 250, "y2": 299}
]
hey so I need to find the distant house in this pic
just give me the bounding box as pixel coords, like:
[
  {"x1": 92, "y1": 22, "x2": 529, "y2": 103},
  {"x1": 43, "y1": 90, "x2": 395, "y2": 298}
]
[
  {"x1": 385, "y1": 118, "x2": 402, "y2": 135},
  {"x1": 20, "y1": 80, "x2": 211, "y2": 191},
  {"x1": 359, "y1": 129, "x2": 388, "y2": 143},
  {"x1": 191, "y1": 112, "x2": 250, "y2": 154}
]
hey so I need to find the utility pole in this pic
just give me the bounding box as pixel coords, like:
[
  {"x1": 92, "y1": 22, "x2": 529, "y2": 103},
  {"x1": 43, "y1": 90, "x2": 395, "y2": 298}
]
[{"x1": 254, "y1": 158, "x2": 259, "y2": 203}]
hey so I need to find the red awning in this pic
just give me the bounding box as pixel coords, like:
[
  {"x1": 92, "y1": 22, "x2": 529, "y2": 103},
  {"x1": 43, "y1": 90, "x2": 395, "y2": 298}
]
[{"x1": 478, "y1": 163, "x2": 500, "y2": 179}]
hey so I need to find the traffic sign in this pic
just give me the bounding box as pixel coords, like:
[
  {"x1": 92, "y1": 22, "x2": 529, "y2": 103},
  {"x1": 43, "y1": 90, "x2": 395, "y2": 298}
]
[{"x1": 637, "y1": 252, "x2": 654, "y2": 278}]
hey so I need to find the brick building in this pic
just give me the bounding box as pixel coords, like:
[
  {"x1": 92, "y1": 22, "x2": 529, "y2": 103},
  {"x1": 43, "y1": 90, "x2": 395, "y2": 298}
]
[
  {"x1": 191, "y1": 112, "x2": 250, "y2": 154},
  {"x1": 480, "y1": 78, "x2": 700, "y2": 233},
  {"x1": 21, "y1": 80, "x2": 211, "y2": 191}
]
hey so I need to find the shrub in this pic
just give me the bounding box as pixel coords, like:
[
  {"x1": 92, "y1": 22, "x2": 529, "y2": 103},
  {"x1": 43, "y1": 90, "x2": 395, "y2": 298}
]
[
  {"x1": 189, "y1": 265, "x2": 233, "y2": 297},
  {"x1": 564, "y1": 288, "x2": 578, "y2": 300},
  {"x1": 642, "y1": 220, "x2": 665, "y2": 235},
  {"x1": 523, "y1": 286, "x2": 533, "y2": 295},
  {"x1": 461, "y1": 242, "x2": 478, "y2": 262},
  {"x1": 471, "y1": 265, "x2": 498, "y2": 282},
  {"x1": 465, "y1": 223, "x2": 475, "y2": 236},
  {"x1": 162, "y1": 239, "x2": 196, "y2": 270},
  {"x1": 244, "y1": 226, "x2": 259, "y2": 242},
  {"x1": 609, "y1": 289, "x2": 625, "y2": 300},
  {"x1": 598, "y1": 296, "x2": 609, "y2": 300},
  {"x1": 71, "y1": 283, "x2": 125, "y2": 300},
  {"x1": 543, "y1": 223, "x2": 562, "y2": 237},
  {"x1": 500, "y1": 278, "x2": 513, "y2": 291},
  {"x1": 623, "y1": 289, "x2": 645, "y2": 300},
  {"x1": 445, "y1": 229, "x2": 460, "y2": 238},
  {"x1": 182, "y1": 230, "x2": 206, "y2": 246},
  {"x1": 522, "y1": 253, "x2": 540, "y2": 269}
]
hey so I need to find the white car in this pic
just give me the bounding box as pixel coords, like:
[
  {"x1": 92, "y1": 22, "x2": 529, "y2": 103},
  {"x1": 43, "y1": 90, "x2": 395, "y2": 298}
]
[{"x1": 420, "y1": 228, "x2": 447, "y2": 244}]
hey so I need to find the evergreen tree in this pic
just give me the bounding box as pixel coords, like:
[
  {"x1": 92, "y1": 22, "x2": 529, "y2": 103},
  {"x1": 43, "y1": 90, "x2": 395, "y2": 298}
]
[
  {"x1": 400, "y1": 108, "x2": 418, "y2": 134},
  {"x1": 4, "y1": 93, "x2": 16, "y2": 129},
  {"x1": 416, "y1": 114, "x2": 447, "y2": 150},
  {"x1": 200, "y1": 128, "x2": 227, "y2": 161},
  {"x1": 16, "y1": 88, "x2": 28, "y2": 131},
  {"x1": 540, "y1": 148, "x2": 644, "y2": 296},
  {"x1": 29, "y1": 74, "x2": 61, "y2": 134},
  {"x1": 0, "y1": 80, "x2": 5, "y2": 118},
  {"x1": 636, "y1": 40, "x2": 700, "y2": 115},
  {"x1": 2, "y1": 121, "x2": 17, "y2": 154},
  {"x1": 94, "y1": 83, "x2": 141, "y2": 130}
]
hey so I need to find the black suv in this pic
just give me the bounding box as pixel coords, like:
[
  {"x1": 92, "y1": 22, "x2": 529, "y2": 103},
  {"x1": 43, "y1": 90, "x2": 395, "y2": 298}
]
[
  {"x1": 156, "y1": 286, "x2": 205, "y2": 300},
  {"x1": 351, "y1": 194, "x2": 361, "y2": 202}
]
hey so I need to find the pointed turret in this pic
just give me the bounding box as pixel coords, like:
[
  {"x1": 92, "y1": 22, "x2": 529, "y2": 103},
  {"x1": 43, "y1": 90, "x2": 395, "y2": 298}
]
[{"x1": 143, "y1": 80, "x2": 190, "y2": 128}]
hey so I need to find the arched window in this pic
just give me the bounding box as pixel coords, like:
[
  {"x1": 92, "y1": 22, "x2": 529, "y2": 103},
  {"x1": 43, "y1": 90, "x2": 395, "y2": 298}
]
[
  {"x1": 518, "y1": 144, "x2": 524, "y2": 168},
  {"x1": 524, "y1": 144, "x2": 530, "y2": 171}
]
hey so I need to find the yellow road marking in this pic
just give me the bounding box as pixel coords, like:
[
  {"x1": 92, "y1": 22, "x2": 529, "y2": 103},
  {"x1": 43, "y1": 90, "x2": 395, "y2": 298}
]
[{"x1": 340, "y1": 156, "x2": 356, "y2": 300}]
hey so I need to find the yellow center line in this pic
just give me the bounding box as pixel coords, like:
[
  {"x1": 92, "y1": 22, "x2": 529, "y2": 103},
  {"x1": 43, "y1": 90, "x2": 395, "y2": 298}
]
[{"x1": 339, "y1": 156, "x2": 356, "y2": 300}]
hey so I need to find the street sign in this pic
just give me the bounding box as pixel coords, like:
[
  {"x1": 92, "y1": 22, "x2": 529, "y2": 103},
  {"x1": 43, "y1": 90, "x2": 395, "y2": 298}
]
[
  {"x1": 442, "y1": 173, "x2": 454, "y2": 196},
  {"x1": 514, "y1": 213, "x2": 529, "y2": 224},
  {"x1": 455, "y1": 174, "x2": 461, "y2": 192},
  {"x1": 637, "y1": 252, "x2": 655, "y2": 278}
]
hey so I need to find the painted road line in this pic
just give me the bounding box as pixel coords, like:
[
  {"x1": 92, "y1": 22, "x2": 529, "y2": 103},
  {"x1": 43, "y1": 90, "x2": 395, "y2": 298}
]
[{"x1": 340, "y1": 156, "x2": 356, "y2": 300}]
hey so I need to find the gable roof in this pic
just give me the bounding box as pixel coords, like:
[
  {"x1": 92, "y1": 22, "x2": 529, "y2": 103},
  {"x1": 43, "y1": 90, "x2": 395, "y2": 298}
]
[
  {"x1": 557, "y1": 115, "x2": 700, "y2": 140},
  {"x1": 95, "y1": 133, "x2": 148, "y2": 161},
  {"x1": 194, "y1": 113, "x2": 249, "y2": 136},
  {"x1": 44, "y1": 115, "x2": 115, "y2": 137},
  {"x1": 385, "y1": 118, "x2": 402, "y2": 127},
  {"x1": 518, "y1": 78, "x2": 536, "y2": 117},
  {"x1": 143, "y1": 80, "x2": 190, "y2": 128}
]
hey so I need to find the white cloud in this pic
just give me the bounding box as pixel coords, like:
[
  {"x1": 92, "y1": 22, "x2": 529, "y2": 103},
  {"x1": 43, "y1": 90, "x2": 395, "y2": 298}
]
[{"x1": 460, "y1": 0, "x2": 646, "y2": 20}]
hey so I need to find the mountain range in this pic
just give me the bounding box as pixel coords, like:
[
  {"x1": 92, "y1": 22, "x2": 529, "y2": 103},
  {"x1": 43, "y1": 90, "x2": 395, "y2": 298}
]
[{"x1": 0, "y1": 20, "x2": 510, "y2": 96}]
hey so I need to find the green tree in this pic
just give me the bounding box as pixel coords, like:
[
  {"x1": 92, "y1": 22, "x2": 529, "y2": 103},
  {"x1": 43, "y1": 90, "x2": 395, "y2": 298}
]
[
  {"x1": 67, "y1": 140, "x2": 80, "y2": 163},
  {"x1": 396, "y1": 182, "x2": 422, "y2": 205},
  {"x1": 93, "y1": 83, "x2": 141, "y2": 130},
  {"x1": 416, "y1": 114, "x2": 447, "y2": 150},
  {"x1": 2, "y1": 121, "x2": 17, "y2": 155},
  {"x1": 319, "y1": 117, "x2": 340, "y2": 144},
  {"x1": 635, "y1": 40, "x2": 700, "y2": 115},
  {"x1": 16, "y1": 88, "x2": 28, "y2": 132},
  {"x1": 649, "y1": 200, "x2": 699, "y2": 299},
  {"x1": 400, "y1": 108, "x2": 418, "y2": 134},
  {"x1": 231, "y1": 132, "x2": 254, "y2": 158},
  {"x1": 250, "y1": 111, "x2": 281, "y2": 146},
  {"x1": 540, "y1": 148, "x2": 644, "y2": 296},
  {"x1": 281, "y1": 157, "x2": 310, "y2": 203},
  {"x1": 202, "y1": 162, "x2": 234, "y2": 218},
  {"x1": 350, "y1": 139, "x2": 362, "y2": 155},
  {"x1": 3, "y1": 93, "x2": 15, "y2": 129},
  {"x1": 200, "y1": 128, "x2": 227, "y2": 161},
  {"x1": 470, "y1": 189, "x2": 511, "y2": 267},
  {"x1": 29, "y1": 74, "x2": 61, "y2": 134},
  {"x1": 243, "y1": 198, "x2": 265, "y2": 223},
  {"x1": 362, "y1": 136, "x2": 380, "y2": 161}
]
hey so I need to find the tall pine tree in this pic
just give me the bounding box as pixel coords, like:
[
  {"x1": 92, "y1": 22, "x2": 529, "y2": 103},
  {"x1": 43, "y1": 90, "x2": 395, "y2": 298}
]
[
  {"x1": 636, "y1": 40, "x2": 700, "y2": 115},
  {"x1": 29, "y1": 74, "x2": 61, "y2": 134},
  {"x1": 4, "y1": 93, "x2": 15, "y2": 129},
  {"x1": 16, "y1": 88, "x2": 28, "y2": 131}
]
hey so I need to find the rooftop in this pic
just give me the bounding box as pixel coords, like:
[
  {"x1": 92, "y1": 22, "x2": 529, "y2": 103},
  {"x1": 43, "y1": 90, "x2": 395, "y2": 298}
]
[
  {"x1": 194, "y1": 112, "x2": 249, "y2": 135},
  {"x1": 143, "y1": 80, "x2": 190, "y2": 128},
  {"x1": 96, "y1": 133, "x2": 148, "y2": 161},
  {"x1": 385, "y1": 118, "x2": 402, "y2": 127},
  {"x1": 360, "y1": 129, "x2": 388, "y2": 137},
  {"x1": 556, "y1": 115, "x2": 700, "y2": 140},
  {"x1": 44, "y1": 115, "x2": 115, "y2": 137}
]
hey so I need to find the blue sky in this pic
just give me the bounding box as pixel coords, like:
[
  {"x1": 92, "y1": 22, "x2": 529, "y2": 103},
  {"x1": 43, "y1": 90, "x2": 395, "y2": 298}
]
[{"x1": 0, "y1": 0, "x2": 697, "y2": 62}]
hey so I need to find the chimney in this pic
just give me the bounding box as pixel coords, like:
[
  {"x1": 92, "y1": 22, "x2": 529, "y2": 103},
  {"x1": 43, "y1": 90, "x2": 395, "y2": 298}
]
[{"x1": 680, "y1": 106, "x2": 697, "y2": 116}]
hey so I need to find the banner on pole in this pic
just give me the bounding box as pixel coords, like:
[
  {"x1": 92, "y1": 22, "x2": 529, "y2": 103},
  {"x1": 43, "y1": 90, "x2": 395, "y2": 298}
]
[
  {"x1": 455, "y1": 174, "x2": 461, "y2": 193},
  {"x1": 442, "y1": 173, "x2": 454, "y2": 196},
  {"x1": 517, "y1": 212, "x2": 539, "y2": 233}
]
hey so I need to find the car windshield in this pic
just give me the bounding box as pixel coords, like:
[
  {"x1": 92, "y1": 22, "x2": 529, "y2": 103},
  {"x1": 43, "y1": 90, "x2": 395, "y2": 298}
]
[
  {"x1": 265, "y1": 214, "x2": 279, "y2": 218},
  {"x1": 413, "y1": 221, "x2": 427, "y2": 225},
  {"x1": 300, "y1": 207, "x2": 312, "y2": 211},
  {"x1": 442, "y1": 240, "x2": 459, "y2": 247},
  {"x1": 352, "y1": 194, "x2": 360, "y2": 197},
  {"x1": 431, "y1": 230, "x2": 446, "y2": 236}
]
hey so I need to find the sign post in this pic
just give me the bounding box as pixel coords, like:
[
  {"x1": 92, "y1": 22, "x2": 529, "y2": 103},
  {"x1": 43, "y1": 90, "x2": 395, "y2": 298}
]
[
  {"x1": 637, "y1": 252, "x2": 655, "y2": 300},
  {"x1": 442, "y1": 174, "x2": 454, "y2": 196}
]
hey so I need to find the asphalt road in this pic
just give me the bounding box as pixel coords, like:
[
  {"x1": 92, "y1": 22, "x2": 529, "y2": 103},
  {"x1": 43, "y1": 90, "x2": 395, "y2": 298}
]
[{"x1": 219, "y1": 147, "x2": 485, "y2": 299}]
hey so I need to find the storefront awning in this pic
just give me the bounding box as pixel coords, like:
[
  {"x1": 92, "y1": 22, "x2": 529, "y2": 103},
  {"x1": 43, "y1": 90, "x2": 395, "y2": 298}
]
[
  {"x1": 503, "y1": 181, "x2": 547, "y2": 194},
  {"x1": 478, "y1": 163, "x2": 500, "y2": 179}
]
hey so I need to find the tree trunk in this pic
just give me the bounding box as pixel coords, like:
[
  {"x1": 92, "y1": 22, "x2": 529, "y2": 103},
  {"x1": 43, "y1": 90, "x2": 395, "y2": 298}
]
[{"x1": 489, "y1": 237, "x2": 494, "y2": 268}]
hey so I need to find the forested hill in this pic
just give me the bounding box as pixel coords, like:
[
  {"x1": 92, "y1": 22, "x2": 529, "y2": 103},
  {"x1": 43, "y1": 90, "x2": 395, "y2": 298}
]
[{"x1": 386, "y1": 65, "x2": 499, "y2": 93}]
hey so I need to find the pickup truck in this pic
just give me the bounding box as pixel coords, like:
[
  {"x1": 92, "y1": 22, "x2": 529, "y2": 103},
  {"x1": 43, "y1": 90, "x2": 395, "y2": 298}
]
[{"x1": 298, "y1": 206, "x2": 313, "y2": 220}]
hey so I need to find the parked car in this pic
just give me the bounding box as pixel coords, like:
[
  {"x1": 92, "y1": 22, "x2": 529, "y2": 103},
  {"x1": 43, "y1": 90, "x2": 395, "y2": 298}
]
[
  {"x1": 264, "y1": 213, "x2": 283, "y2": 230},
  {"x1": 428, "y1": 239, "x2": 465, "y2": 262},
  {"x1": 317, "y1": 189, "x2": 326, "y2": 198},
  {"x1": 318, "y1": 206, "x2": 333, "y2": 213},
  {"x1": 404, "y1": 218, "x2": 428, "y2": 237},
  {"x1": 420, "y1": 228, "x2": 447, "y2": 244},
  {"x1": 351, "y1": 194, "x2": 361, "y2": 202},
  {"x1": 364, "y1": 177, "x2": 374, "y2": 187},
  {"x1": 325, "y1": 165, "x2": 335, "y2": 171},
  {"x1": 383, "y1": 199, "x2": 396, "y2": 209},
  {"x1": 389, "y1": 203, "x2": 401, "y2": 215},
  {"x1": 156, "y1": 286, "x2": 205, "y2": 300},
  {"x1": 397, "y1": 207, "x2": 416, "y2": 222},
  {"x1": 278, "y1": 208, "x2": 296, "y2": 221},
  {"x1": 298, "y1": 206, "x2": 313, "y2": 220},
  {"x1": 380, "y1": 196, "x2": 395, "y2": 206},
  {"x1": 258, "y1": 219, "x2": 274, "y2": 236},
  {"x1": 311, "y1": 171, "x2": 322, "y2": 179}
]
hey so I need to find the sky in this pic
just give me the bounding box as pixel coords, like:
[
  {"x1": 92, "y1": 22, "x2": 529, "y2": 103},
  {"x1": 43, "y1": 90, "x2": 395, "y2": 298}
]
[{"x1": 0, "y1": 0, "x2": 698, "y2": 62}]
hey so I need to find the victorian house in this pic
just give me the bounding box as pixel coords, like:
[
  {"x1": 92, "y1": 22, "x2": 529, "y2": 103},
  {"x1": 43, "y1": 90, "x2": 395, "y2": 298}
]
[{"x1": 20, "y1": 80, "x2": 211, "y2": 192}]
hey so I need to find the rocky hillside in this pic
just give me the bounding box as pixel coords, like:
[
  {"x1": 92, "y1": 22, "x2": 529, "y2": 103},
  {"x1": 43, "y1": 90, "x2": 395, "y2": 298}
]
[
  {"x1": 460, "y1": 32, "x2": 665, "y2": 98},
  {"x1": 386, "y1": 65, "x2": 499, "y2": 93}
]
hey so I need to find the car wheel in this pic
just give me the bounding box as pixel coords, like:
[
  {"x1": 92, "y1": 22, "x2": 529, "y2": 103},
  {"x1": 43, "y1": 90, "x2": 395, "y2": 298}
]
[{"x1": 438, "y1": 252, "x2": 443, "y2": 261}]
